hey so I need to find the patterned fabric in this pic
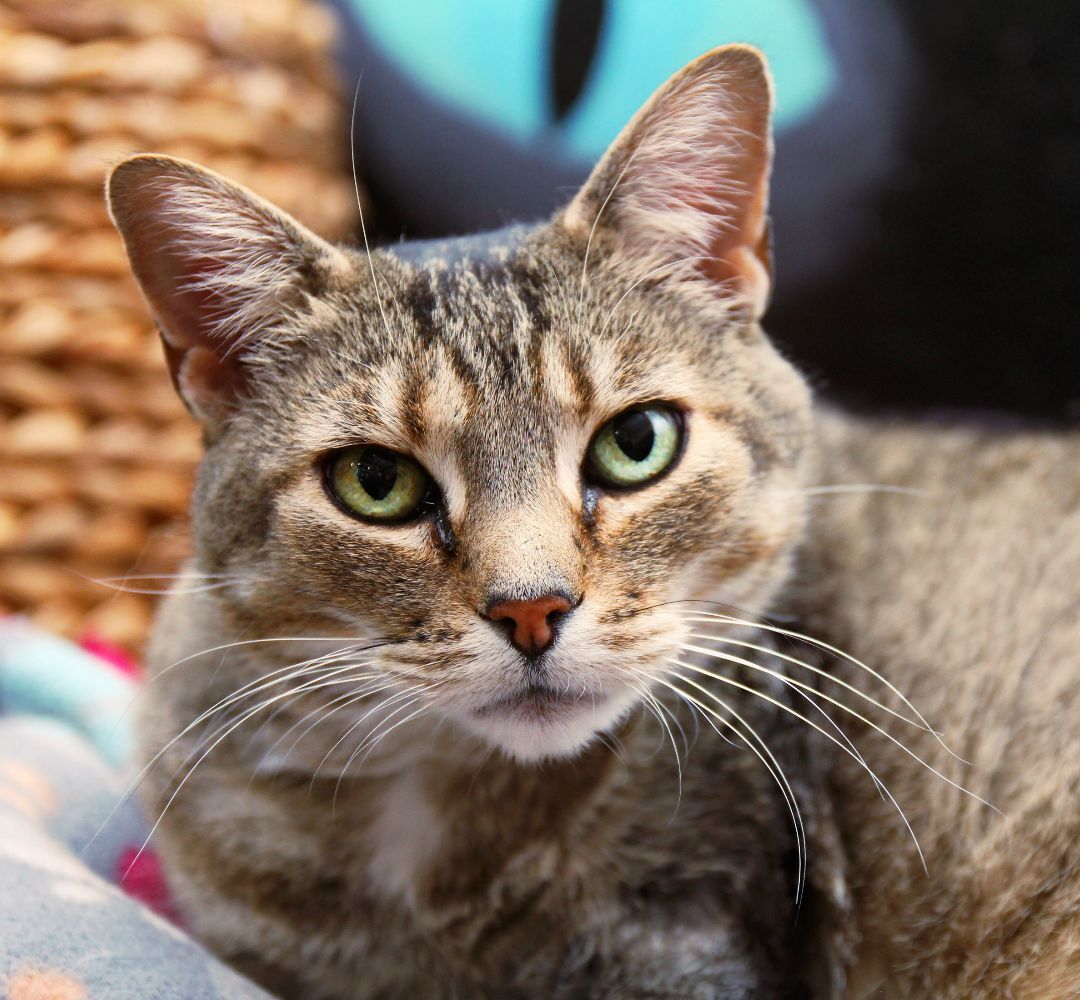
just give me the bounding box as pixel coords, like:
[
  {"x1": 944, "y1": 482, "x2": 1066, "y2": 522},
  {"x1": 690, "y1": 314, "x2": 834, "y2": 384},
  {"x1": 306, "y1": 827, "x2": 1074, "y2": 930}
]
[{"x1": 0, "y1": 619, "x2": 272, "y2": 1000}]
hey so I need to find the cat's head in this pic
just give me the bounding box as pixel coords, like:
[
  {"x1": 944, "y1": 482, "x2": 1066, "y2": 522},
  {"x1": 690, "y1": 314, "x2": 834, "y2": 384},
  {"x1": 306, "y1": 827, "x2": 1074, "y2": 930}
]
[{"x1": 109, "y1": 46, "x2": 812, "y2": 762}]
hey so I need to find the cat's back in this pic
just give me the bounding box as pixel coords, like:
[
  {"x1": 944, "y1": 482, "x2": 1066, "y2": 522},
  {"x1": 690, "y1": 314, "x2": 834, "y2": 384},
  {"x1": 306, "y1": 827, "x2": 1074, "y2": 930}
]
[
  {"x1": 792, "y1": 408, "x2": 1080, "y2": 997},
  {"x1": 800, "y1": 408, "x2": 1080, "y2": 726}
]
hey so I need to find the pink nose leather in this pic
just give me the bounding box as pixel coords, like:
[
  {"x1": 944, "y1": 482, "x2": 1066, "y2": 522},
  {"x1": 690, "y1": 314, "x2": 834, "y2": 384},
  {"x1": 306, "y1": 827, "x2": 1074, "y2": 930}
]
[{"x1": 485, "y1": 595, "x2": 572, "y2": 657}]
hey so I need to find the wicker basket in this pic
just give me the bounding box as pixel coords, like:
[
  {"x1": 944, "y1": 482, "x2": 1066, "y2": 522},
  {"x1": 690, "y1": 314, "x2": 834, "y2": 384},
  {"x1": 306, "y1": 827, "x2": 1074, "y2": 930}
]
[{"x1": 0, "y1": 0, "x2": 357, "y2": 651}]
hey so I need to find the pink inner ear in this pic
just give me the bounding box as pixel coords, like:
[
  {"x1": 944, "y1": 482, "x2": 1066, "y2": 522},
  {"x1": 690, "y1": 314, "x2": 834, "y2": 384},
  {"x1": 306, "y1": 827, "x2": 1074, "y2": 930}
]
[
  {"x1": 142, "y1": 241, "x2": 258, "y2": 422},
  {"x1": 148, "y1": 242, "x2": 242, "y2": 352},
  {"x1": 695, "y1": 176, "x2": 771, "y2": 309},
  {"x1": 662, "y1": 106, "x2": 772, "y2": 309},
  {"x1": 175, "y1": 344, "x2": 246, "y2": 421}
]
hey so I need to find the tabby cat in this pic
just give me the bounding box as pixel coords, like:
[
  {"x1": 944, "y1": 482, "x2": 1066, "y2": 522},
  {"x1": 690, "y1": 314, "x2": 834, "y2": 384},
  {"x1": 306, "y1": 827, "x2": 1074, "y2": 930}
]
[{"x1": 107, "y1": 46, "x2": 1080, "y2": 998}]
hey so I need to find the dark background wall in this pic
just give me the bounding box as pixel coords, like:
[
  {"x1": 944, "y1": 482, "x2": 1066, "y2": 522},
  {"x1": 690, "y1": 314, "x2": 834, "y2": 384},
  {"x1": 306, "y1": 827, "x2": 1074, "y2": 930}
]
[{"x1": 767, "y1": 2, "x2": 1080, "y2": 422}]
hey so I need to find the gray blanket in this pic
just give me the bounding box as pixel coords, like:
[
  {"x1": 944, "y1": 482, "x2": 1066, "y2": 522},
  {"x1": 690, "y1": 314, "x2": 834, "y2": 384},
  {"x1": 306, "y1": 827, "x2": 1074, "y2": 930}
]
[{"x1": 0, "y1": 620, "x2": 272, "y2": 999}]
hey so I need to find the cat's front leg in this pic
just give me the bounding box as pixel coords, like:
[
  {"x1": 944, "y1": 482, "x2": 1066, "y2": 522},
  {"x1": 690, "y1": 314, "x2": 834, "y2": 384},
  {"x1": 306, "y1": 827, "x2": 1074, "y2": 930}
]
[{"x1": 558, "y1": 896, "x2": 798, "y2": 1000}]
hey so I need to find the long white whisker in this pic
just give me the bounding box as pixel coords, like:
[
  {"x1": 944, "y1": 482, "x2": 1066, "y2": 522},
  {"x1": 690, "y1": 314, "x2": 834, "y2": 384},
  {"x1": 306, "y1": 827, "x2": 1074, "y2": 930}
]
[
  {"x1": 627, "y1": 678, "x2": 683, "y2": 810},
  {"x1": 124, "y1": 665, "x2": 363, "y2": 881},
  {"x1": 164, "y1": 662, "x2": 385, "y2": 800},
  {"x1": 664, "y1": 659, "x2": 931, "y2": 874},
  {"x1": 798, "y1": 484, "x2": 928, "y2": 498},
  {"x1": 90, "y1": 647, "x2": 383, "y2": 849},
  {"x1": 577, "y1": 150, "x2": 638, "y2": 318},
  {"x1": 190, "y1": 652, "x2": 379, "y2": 738},
  {"x1": 673, "y1": 631, "x2": 930, "y2": 733},
  {"x1": 678, "y1": 653, "x2": 995, "y2": 814},
  {"x1": 350, "y1": 76, "x2": 395, "y2": 346},
  {"x1": 311, "y1": 679, "x2": 445, "y2": 787},
  {"x1": 627, "y1": 682, "x2": 673, "y2": 761},
  {"x1": 331, "y1": 697, "x2": 437, "y2": 813},
  {"x1": 157, "y1": 635, "x2": 395, "y2": 679},
  {"x1": 253, "y1": 676, "x2": 404, "y2": 780},
  {"x1": 643, "y1": 670, "x2": 808, "y2": 904},
  {"x1": 73, "y1": 567, "x2": 240, "y2": 596},
  {"x1": 91, "y1": 573, "x2": 230, "y2": 581},
  {"x1": 670, "y1": 609, "x2": 966, "y2": 763}
]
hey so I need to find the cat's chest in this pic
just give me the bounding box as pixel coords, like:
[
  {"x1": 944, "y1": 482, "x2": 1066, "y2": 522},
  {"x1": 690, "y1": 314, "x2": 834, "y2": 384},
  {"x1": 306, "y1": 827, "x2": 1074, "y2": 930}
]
[
  {"x1": 364, "y1": 769, "x2": 446, "y2": 907},
  {"x1": 357, "y1": 753, "x2": 613, "y2": 921}
]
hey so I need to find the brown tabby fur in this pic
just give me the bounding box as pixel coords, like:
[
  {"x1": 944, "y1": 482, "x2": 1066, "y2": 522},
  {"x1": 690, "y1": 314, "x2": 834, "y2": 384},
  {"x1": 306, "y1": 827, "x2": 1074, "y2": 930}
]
[{"x1": 108, "y1": 46, "x2": 1079, "y2": 998}]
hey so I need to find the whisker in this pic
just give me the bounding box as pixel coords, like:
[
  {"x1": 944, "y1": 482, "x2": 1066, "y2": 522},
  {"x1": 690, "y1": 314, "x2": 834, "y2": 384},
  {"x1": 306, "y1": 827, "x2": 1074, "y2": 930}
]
[
  {"x1": 123, "y1": 663, "x2": 363, "y2": 881},
  {"x1": 312, "y1": 683, "x2": 428, "y2": 786},
  {"x1": 787, "y1": 676, "x2": 886, "y2": 804},
  {"x1": 191, "y1": 651, "x2": 379, "y2": 735},
  {"x1": 677, "y1": 653, "x2": 996, "y2": 815},
  {"x1": 350, "y1": 76, "x2": 396, "y2": 347},
  {"x1": 252, "y1": 676, "x2": 404, "y2": 780},
  {"x1": 664, "y1": 659, "x2": 930, "y2": 874},
  {"x1": 797, "y1": 484, "x2": 928, "y2": 498},
  {"x1": 659, "y1": 686, "x2": 694, "y2": 761},
  {"x1": 91, "y1": 644, "x2": 386, "y2": 849},
  {"x1": 600, "y1": 254, "x2": 722, "y2": 335},
  {"x1": 74, "y1": 569, "x2": 239, "y2": 596},
  {"x1": 163, "y1": 662, "x2": 385, "y2": 800},
  {"x1": 626, "y1": 682, "x2": 675, "y2": 762},
  {"x1": 674, "y1": 630, "x2": 931, "y2": 732},
  {"x1": 336, "y1": 674, "x2": 452, "y2": 791},
  {"x1": 96, "y1": 582, "x2": 236, "y2": 596},
  {"x1": 632, "y1": 679, "x2": 683, "y2": 807},
  {"x1": 92, "y1": 573, "x2": 229, "y2": 581},
  {"x1": 669, "y1": 607, "x2": 967, "y2": 764},
  {"x1": 594, "y1": 730, "x2": 629, "y2": 768},
  {"x1": 158, "y1": 635, "x2": 396, "y2": 678},
  {"x1": 577, "y1": 148, "x2": 639, "y2": 320},
  {"x1": 331, "y1": 695, "x2": 441, "y2": 813},
  {"x1": 641, "y1": 669, "x2": 808, "y2": 904}
]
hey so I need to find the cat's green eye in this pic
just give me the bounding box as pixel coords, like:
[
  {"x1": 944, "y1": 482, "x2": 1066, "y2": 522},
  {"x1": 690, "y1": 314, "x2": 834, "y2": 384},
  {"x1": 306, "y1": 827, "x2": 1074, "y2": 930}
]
[
  {"x1": 326, "y1": 446, "x2": 432, "y2": 522},
  {"x1": 587, "y1": 405, "x2": 683, "y2": 488}
]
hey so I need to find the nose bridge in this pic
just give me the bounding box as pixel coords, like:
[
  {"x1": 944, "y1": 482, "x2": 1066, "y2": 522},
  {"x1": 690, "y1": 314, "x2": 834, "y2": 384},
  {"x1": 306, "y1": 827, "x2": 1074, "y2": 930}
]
[{"x1": 466, "y1": 493, "x2": 582, "y2": 604}]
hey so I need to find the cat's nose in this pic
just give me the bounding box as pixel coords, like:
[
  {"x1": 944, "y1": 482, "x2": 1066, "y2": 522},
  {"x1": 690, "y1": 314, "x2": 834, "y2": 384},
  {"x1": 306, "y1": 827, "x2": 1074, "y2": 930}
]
[{"x1": 484, "y1": 594, "x2": 573, "y2": 658}]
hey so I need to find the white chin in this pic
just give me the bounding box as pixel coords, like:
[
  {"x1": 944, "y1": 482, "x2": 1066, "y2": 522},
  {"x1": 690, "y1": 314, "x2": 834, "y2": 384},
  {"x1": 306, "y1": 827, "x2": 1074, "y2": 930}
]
[{"x1": 458, "y1": 690, "x2": 638, "y2": 763}]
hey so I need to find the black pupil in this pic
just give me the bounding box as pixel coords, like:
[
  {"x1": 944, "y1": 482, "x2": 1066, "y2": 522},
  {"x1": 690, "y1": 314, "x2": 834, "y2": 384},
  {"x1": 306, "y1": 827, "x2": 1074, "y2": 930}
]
[
  {"x1": 355, "y1": 447, "x2": 399, "y2": 500},
  {"x1": 613, "y1": 411, "x2": 655, "y2": 462}
]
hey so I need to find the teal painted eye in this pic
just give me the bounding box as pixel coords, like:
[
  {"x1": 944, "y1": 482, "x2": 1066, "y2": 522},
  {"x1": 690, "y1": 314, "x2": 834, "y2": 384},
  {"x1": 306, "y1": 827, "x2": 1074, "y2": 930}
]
[
  {"x1": 327, "y1": 446, "x2": 432, "y2": 522},
  {"x1": 588, "y1": 406, "x2": 682, "y2": 488}
]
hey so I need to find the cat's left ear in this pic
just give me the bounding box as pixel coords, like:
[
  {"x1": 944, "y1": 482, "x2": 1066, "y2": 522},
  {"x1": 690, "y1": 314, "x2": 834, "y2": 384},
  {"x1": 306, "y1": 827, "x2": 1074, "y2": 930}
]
[
  {"x1": 107, "y1": 155, "x2": 351, "y2": 428},
  {"x1": 564, "y1": 45, "x2": 773, "y2": 318}
]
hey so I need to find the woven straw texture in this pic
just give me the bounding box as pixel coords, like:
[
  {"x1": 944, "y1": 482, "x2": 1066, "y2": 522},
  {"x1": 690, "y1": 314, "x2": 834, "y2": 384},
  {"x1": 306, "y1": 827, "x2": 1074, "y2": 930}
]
[{"x1": 0, "y1": 0, "x2": 357, "y2": 651}]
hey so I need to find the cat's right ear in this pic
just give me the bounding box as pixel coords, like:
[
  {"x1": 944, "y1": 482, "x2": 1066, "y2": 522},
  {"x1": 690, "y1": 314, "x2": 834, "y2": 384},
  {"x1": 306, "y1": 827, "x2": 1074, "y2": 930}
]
[{"x1": 107, "y1": 155, "x2": 351, "y2": 429}]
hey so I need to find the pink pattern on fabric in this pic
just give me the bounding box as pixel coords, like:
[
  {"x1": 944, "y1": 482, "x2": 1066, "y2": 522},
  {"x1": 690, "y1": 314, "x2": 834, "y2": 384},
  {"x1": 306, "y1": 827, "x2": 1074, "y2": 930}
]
[
  {"x1": 117, "y1": 847, "x2": 184, "y2": 927},
  {"x1": 78, "y1": 632, "x2": 141, "y2": 679}
]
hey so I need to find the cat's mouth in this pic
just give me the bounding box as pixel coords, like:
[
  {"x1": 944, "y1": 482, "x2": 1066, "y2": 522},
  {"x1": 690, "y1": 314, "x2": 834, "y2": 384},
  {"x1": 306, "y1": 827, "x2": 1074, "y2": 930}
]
[
  {"x1": 461, "y1": 677, "x2": 639, "y2": 760},
  {"x1": 474, "y1": 683, "x2": 607, "y2": 721}
]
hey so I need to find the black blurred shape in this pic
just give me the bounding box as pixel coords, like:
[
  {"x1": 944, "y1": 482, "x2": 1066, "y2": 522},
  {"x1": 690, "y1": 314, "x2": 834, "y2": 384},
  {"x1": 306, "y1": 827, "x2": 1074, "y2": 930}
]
[
  {"x1": 767, "y1": 3, "x2": 1080, "y2": 421},
  {"x1": 549, "y1": 0, "x2": 607, "y2": 122}
]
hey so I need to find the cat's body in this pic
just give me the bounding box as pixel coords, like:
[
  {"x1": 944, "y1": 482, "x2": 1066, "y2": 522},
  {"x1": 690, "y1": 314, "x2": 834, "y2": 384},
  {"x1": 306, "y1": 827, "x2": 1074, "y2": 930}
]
[
  {"x1": 799, "y1": 413, "x2": 1080, "y2": 997},
  {"x1": 139, "y1": 412, "x2": 1080, "y2": 999},
  {"x1": 109, "y1": 47, "x2": 1079, "y2": 999}
]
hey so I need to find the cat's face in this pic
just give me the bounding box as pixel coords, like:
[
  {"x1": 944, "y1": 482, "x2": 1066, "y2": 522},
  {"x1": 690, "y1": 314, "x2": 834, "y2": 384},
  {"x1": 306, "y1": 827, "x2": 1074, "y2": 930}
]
[{"x1": 110, "y1": 46, "x2": 812, "y2": 761}]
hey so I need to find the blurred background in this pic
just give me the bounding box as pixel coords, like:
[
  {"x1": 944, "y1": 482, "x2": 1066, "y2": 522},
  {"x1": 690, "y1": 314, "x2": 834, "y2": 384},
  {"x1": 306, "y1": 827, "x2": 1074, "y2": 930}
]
[{"x1": 1, "y1": 0, "x2": 1077, "y2": 655}]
